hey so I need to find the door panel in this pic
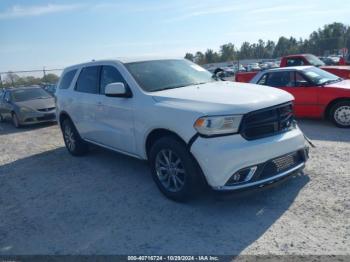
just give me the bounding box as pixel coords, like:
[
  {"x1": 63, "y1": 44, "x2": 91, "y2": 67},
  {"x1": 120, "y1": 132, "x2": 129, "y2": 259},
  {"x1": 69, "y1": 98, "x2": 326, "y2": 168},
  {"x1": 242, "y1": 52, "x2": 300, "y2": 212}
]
[
  {"x1": 266, "y1": 71, "x2": 321, "y2": 118},
  {"x1": 69, "y1": 66, "x2": 101, "y2": 140},
  {"x1": 96, "y1": 95, "x2": 135, "y2": 154},
  {"x1": 92, "y1": 65, "x2": 136, "y2": 154}
]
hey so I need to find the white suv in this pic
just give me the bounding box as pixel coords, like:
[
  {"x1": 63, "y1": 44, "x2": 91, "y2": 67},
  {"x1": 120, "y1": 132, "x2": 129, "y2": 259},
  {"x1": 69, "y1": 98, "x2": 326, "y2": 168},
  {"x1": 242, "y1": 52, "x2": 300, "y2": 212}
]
[{"x1": 56, "y1": 58, "x2": 308, "y2": 201}]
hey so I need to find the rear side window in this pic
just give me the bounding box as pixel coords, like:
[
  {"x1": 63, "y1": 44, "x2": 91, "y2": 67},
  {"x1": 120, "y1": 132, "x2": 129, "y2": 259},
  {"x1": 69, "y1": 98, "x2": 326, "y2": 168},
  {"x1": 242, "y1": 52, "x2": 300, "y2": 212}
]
[
  {"x1": 75, "y1": 66, "x2": 100, "y2": 94},
  {"x1": 59, "y1": 69, "x2": 77, "y2": 89},
  {"x1": 100, "y1": 66, "x2": 126, "y2": 94},
  {"x1": 286, "y1": 58, "x2": 304, "y2": 67}
]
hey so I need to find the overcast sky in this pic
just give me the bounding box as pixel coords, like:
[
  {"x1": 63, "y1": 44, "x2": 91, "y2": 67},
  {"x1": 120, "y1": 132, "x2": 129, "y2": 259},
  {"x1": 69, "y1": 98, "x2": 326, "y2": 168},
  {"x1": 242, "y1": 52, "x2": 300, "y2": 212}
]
[{"x1": 1, "y1": 0, "x2": 350, "y2": 72}]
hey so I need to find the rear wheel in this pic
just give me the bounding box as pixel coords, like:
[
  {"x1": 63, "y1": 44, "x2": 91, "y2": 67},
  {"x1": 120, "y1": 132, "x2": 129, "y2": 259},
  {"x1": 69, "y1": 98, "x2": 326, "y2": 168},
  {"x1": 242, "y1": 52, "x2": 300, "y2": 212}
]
[
  {"x1": 330, "y1": 101, "x2": 350, "y2": 128},
  {"x1": 11, "y1": 112, "x2": 21, "y2": 128},
  {"x1": 149, "y1": 136, "x2": 205, "y2": 202},
  {"x1": 61, "y1": 118, "x2": 89, "y2": 156}
]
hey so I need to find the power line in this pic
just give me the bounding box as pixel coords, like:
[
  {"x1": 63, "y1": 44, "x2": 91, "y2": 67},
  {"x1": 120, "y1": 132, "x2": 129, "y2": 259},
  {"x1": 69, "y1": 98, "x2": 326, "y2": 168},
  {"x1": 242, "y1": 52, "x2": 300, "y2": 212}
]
[{"x1": 0, "y1": 68, "x2": 63, "y2": 74}]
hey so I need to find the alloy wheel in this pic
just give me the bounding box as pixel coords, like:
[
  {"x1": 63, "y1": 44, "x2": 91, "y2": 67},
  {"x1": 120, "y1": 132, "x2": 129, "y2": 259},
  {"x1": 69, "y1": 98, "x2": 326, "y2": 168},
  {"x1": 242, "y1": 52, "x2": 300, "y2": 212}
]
[
  {"x1": 155, "y1": 149, "x2": 186, "y2": 192},
  {"x1": 334, "y1": 105, "x2": 350, "y2": 126},
  {"x1": 64, "y1": 124, "x2": 76, "y2": 151}
]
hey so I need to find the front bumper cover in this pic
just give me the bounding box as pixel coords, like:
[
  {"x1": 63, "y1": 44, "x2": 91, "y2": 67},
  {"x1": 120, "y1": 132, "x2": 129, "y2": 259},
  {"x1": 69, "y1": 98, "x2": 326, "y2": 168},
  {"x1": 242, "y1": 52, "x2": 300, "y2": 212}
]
[{"x1": 213, "y1": 147, "x2": 308, "y2": 191}]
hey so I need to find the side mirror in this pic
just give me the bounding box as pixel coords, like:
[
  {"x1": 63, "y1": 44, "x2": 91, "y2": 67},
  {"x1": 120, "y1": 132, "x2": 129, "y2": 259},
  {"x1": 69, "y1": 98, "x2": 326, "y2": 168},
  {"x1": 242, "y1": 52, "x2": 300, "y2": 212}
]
[
  {"x1": 296, "y1": 81, "x2": 310, "y2": 88},
  {"x1": 105, "y1": 82, "x2": 132, "y2": 98}
]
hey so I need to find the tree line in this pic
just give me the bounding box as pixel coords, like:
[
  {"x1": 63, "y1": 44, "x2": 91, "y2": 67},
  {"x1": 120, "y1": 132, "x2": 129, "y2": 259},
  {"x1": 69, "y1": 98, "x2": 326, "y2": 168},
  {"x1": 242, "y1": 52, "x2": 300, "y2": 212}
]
[
  {"x1": 185, "y1": 22, "x2": 350, "y2": 64},
  {"x1": 0, "y1": 72, "x2": 59, "y2": 88}
]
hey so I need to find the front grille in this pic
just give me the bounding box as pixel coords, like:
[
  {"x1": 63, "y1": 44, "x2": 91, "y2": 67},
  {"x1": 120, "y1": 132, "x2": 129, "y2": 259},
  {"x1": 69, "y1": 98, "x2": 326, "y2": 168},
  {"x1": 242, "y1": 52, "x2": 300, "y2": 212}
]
[
  {"x1": 37, "y1": 107, "x2": 55, "y2": 112},
  {"x1": 240, "y1": 103, "x2": 294, "y2": 140},
  {"x1": 37, "y1": 113, "x2": 56, "y2": 121},
  {"x1": 259, "y1": 151, "x2": 302, "y2": 180}
]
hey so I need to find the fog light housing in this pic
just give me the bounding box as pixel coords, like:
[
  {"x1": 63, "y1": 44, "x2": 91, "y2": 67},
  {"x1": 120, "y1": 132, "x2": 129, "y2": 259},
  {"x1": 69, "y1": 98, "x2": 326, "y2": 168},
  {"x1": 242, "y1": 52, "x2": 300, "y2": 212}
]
[{"x1": 226, "y1": 166, "x2": 257, "y2": 186}]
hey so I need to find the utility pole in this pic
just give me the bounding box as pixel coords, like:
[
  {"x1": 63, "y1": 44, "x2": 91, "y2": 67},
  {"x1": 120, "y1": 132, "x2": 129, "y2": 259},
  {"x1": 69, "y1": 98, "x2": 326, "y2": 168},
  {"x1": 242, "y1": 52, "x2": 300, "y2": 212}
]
[
  {"x1": 43, "y1": 66, "x2": 46, "y2": 82},
  {"x1": 0, "y1": 74, "x2": 2, "y2": 89}
]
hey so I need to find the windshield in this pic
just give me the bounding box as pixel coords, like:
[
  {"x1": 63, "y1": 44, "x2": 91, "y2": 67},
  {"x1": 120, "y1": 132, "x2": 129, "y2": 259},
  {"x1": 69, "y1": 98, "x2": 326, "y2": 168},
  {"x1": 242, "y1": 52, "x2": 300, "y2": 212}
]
[
  {"x1": 305, "y1": 54, "x2": 325, "y2": 67},
  {"x1": 125, "y1": 59, "x2": 215, "y2": 92},
  {"x1": 11, "y1": 88, "x2": 52, "y2": 102},
  {"x1": 302, "y1": 67, "x2": 341, "y2": 85}
]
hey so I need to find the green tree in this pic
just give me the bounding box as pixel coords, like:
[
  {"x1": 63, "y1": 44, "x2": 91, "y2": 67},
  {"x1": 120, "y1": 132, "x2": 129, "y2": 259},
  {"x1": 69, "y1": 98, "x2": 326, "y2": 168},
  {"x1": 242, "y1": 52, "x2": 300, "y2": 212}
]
[
  {"x1": 194, "y1": 51, "x2": 206, "y2": 64},
  {"x1": 184, "y1": 53, "x2": 194, "y2": 61},
  {"x1": 42, "y1": 73, "x2": 59, "y2": 84},
  {"x1": 220, "y1": 43, "x2": 235, "y2": 61}
]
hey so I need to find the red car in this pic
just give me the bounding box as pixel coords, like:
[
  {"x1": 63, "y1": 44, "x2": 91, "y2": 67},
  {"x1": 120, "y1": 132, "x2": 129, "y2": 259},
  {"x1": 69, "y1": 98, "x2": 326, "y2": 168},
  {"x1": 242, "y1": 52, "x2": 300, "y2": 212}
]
[{"x1": 250, "y1": 66, "x2": 350, "y2": 128}]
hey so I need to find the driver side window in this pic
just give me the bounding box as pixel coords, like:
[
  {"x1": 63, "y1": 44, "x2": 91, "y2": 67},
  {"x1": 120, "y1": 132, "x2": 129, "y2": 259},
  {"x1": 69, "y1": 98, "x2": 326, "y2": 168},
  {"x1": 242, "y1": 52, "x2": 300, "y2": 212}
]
[
  {"x1": 294, "y1": 72, "x2": 310, "y2": 87},
  {"x1": 100, "y1": 66, "x2": 127, "y2": 94}
]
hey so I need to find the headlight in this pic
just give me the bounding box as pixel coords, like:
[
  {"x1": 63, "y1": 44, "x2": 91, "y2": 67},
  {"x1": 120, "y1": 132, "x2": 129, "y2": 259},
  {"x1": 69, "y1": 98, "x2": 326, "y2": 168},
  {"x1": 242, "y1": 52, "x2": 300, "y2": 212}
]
[
  {"x1": 194, "y1": 115, "x2": 243, "y2": 136},
  {"x1": 20, "y1": 107, "x2": 33, "y2": 113}
]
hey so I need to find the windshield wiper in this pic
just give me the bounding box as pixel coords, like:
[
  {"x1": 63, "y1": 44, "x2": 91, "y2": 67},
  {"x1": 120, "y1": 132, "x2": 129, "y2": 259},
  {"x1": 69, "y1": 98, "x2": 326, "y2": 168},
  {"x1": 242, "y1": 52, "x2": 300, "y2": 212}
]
[
  {"x1": 156, "y1": 84, "x2": 192, "y2": 92},
  {"x1": 320, "y1": 78, "x2": 343, "y2": 85}
]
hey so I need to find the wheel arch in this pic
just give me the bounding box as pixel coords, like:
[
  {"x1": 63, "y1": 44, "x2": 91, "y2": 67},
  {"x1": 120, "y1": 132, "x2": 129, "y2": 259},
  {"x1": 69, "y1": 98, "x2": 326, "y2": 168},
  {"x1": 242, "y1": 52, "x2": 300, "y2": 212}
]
[
  {"x1": 58, "y1": 111, "x2": 72, "y2": 128},
  {"x1": 324, "y1": 98, "x2": 350, "y2": 119},
  {"x1": 145, "y1": 128, "x2": 188, "y2": 160}
]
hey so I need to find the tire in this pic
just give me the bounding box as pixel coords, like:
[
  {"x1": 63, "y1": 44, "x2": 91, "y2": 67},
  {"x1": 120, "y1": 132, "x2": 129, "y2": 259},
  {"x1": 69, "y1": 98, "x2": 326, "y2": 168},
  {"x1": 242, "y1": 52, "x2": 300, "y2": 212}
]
[
  {"x1": 11, "y1": 112, "x2": 21, "y2": 128},
  {"x1": 0, "y1": 113, "x2": 4, "y2": 122},
  {"x1": 61, "y1": 118, "x2": 89, "y2": 156},
  {"x1": 329, "y1": 101, "x2": 350, "y2": 128},
  {"x1": 149, "y1": 136, "x2": 206, "y2": 202}
]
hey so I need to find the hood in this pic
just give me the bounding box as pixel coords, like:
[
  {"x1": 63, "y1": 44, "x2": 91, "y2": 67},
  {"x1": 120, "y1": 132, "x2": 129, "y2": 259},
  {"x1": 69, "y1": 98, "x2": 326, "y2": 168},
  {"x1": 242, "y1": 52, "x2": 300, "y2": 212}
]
[
  {"x1": 321, "y1": 66, "x2": 350, "y2": 70},
  {"x1": 15, "y1": 97, "x2": 55, "y2": 110},
  {"x1": 326, "y1": 79, "x2": 350, "y2": 90},
  {"x1": 151, "y1": 81, "x2": 293, "y2": 115}
]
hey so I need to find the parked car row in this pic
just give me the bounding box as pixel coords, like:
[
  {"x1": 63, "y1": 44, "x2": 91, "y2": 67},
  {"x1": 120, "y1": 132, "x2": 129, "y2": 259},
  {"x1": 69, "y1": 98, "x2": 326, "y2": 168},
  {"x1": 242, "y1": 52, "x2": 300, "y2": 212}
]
[
  {"x1": 0, "y1": 86, "x2": 56, "y2": 127},
  {"x1": 208, "y1": 60, "x2": 280, "y2": 75}
]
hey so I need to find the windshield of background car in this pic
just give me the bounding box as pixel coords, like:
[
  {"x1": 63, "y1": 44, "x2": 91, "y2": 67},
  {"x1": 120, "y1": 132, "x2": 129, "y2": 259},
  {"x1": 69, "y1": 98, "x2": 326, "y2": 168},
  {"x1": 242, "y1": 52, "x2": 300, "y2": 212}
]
[
  {"x1": 302, "y1": 67, "x2": 339, "y2": 85},
  {"x1": 305, "y1": 54, "x2": 325, "y2": 66},
  {"x1": 11, "y1": 88, "x2": 52, "y2": 102},
  {"x1": 125, "y1": 59, "x2": 215, "y2": 92}
]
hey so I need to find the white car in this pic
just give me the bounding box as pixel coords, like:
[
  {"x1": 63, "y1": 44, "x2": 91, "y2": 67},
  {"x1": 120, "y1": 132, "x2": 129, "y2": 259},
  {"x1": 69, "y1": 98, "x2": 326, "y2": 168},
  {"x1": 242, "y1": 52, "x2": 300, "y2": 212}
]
[{"x1": 56, "y1": 58, "x2": 308, "y2": 201}]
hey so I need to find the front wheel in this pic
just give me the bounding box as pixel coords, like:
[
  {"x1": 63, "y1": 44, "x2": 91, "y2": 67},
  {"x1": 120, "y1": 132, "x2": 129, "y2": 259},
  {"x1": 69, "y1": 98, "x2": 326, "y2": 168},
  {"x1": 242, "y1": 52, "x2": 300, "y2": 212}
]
[
  {"x1": 61, "y1": 119, "x2": 89, "y2": 156},
  {"x1": 149, "y1": 136, "x2": 205, "y2": 202},
  {"x1": 11, "y1": 112, "x2": 21, "y2": 128},
  {"x1": 330, "y1": 101, "x2": 350, "y2": 128}
]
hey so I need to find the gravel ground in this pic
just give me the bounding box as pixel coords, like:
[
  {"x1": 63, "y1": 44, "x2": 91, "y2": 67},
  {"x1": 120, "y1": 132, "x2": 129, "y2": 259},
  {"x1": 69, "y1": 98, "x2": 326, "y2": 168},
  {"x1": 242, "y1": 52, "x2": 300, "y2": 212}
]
[{"x1": 0, "y1": 119, "x2": 349, "y2": 255}]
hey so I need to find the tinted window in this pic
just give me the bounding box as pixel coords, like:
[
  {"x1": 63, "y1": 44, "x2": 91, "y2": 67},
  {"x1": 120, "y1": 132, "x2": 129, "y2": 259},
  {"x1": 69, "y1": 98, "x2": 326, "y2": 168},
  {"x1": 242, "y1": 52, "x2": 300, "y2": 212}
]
[
  {"x1": 76, "y1": 66, "x2": 100, "y2": 94},
  {"x1": 125, "y1": 59, "x2": 215, "y2": 92},
  {"x1": 305, "y1": 55, "x2": 325, "y2": 67},
  {"x1": 11, "y1": 88, "x2": 52, "y2": 102},
  {"x1": 266, "y1": 71, "x2": 294, "y2": 87},
  {"x1": 100, "y1": 66, "x2": 126, "y2": 94},
  {"x1": 59, "y1": 69, "x2": 77, "y2": 89},
  {"x1": 286, "y1": 58, "x2": 304, "y2": 67},
  {"x1": 294, "y1": 72, "x2": 310, "y2": 87},
  {"x1": 257, "y1": 74, "x2": 268, "y2": 85}
]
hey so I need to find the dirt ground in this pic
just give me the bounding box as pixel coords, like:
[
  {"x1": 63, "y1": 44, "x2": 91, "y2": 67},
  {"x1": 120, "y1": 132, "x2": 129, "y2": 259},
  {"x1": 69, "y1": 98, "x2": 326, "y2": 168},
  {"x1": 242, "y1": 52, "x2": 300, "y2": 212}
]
[{"x1": 0, "y1": 119, "x2": 349, "y2": 255}]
